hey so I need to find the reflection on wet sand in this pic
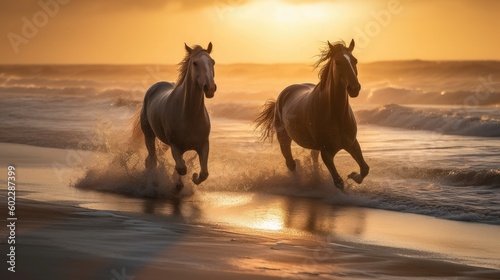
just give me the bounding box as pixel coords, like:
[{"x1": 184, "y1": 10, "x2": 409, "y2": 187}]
[
  {"x1": 78, "y1": 190, "x2": 500, "y2": 269},
  {"x1": 282, "y1": 196, "x2": 367, "y2": 237},
  {"x1": 165, "y1": 191, "x2": 368, "y2": 239},
  {"x1": 83, "y1": 190, "x2": 367, "y2": 237}
]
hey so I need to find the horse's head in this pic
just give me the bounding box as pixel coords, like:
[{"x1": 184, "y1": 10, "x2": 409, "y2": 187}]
[
  {"x1": 330, "y1": 39, "x2": 361, "y2": 98},
  {"x1": 184, "y1": 42, "x2": 217, "y2": 98}
]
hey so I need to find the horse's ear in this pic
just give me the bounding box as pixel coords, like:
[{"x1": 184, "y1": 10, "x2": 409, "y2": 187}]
[
  {"x1": 184, "y1": 43, "x2": 193, "y2": 54},
  {"x1": 206, "y1": 42, "x2": 213, "y2": 54},
  {"x1": 327, "y1": 40, "x2": 333, "y2": 50},
  {"x1": 348, "y1": 39, "x2": 355, "y2": 52}
]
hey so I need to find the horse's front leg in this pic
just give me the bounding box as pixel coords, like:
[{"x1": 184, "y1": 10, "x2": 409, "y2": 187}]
[
  {"x1": 192, "y1": 140, "x2": 209, "y2": 185},
  {"x1": 320, "y1": 150, "x2": 344, "y2": 191},
  {"x1": 171, "y1": 145, "x2": 187, "y2": 175},
  {"x1": 170, "y1": 145, "x2": 186, "y2": 190},
  {"x1": 345, "y1": 139, "x2": 369, "y2": 184}
]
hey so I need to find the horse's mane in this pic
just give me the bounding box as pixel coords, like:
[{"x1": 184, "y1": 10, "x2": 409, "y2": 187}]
[
  {"x1": 177, "y1": 45, "x2": 209, "y2": 85},
  {"x1": 314, "y1": 40, "x2": 346, "y2": 89}
]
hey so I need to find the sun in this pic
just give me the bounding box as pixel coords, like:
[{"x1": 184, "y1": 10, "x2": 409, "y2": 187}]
[
  {"x1": 202, "y1": 0, "x2": 365, "y2": 63},
  {"x1": 266, "y1": 0, "x2": 331, "y2": 24},
  {"x1": 227, "y1": 0, "x2": 338, "y2": 31}
]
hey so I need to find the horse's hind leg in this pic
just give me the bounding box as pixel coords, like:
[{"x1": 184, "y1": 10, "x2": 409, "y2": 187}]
[
  {"x1": 277, "y1": 128, "x2": 296, "y2": 172},
  {"x1": 141, "y1": 117, "x2": 159, "y2": 194},
  {"x1": 141, "y1": 118, "x2": 157, "y2": 170},
  {"x1": 345, "y1": 139, "x2": 369, "y2": 184},
  {"x1": 192, "y1": 140, "x2": 209, "y2": 185},
  {"x1": 311, "y1": 150, "x2": 319, "y2": 162},
  {"x1": 310, "y1": 149, "x2": 320, "y2": 175},
  {"x1": 311, "y1": 150, "x2": 319, "y2": 165}
]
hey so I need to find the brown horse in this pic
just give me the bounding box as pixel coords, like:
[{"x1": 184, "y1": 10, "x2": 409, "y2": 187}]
[
  {"x1": 136, "y1": 42, "x2": 216, "y2": 189},
  {"x1": 255, "y1": 40, "x2": 369, "y2": 191}
]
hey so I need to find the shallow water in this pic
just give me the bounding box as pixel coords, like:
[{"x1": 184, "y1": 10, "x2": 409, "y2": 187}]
[
  {"x1": 1, "y1": 63, "x2": 500, "y2": 269},
  {"x1": 9, "y1": 157, "x2": 500, "y2": 270},
  {"x1": 1, "y1": 64, "x2": 499, "y2": 225}
]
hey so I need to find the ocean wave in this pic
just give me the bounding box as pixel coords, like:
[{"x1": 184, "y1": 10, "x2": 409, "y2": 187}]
[
  {"x1": 357, "y1": 104, "x2": 500, "y2": 137},
  {"x1": 384, "y1": 164, "x2": 500, "y2": 188},
  {"x1": 0, "y1": 85, "x2": 145, "y2": 109},
  {"x1": 0, "y1": 85, "x2": 99, "y2": 96},
  {"x1": 1, "y1": 76, "x2": 103, "y2": 88},
  {"x1": 328, "y1": 187, "x2": 500, "y2": 225},
  {"x1": 365, "y1": 87, "x2": 500, "y2": 105},
  {"x1": 208, "y1": 103, "x2": 260, "y2": 120},
  {"x1": 325, "y1": 163, "x2": 500, "y2": 224},
  {"x1": 360, "y1": 60, "x2": 500, "y2": 93},
  {"x1": 72, "y1": 125, "x2": 500, "y2": 225}
]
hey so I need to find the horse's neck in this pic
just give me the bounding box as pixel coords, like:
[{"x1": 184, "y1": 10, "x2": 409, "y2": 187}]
[
  {"x1": 314, "y1": 71, "x2": 349, "y2": 122},
  {"x1": 178, "y1": 78, "x2": 205, "y2": 119}
]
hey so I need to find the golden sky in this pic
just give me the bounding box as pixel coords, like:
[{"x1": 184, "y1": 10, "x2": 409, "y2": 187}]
[{"x1": 1, "y1": 0, "x2": 499, "y2": 64}]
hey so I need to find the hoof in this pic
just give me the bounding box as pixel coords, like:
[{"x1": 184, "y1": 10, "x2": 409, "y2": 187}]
[
  {"x1": 286, "y1": 159, "x2": 297, "y2": 172},
  {"x1": 176, "y1": 166, "x2": 187, "y2": 176},
  {"x1": 334, "y1": 178, "x2": 345, "y2": 192},
  {"x1": 348, "y1": 172, "x2": 364, "y2": 184},
  {"x1": 145, "y1": 173, "x2": 157, "y2": 189},
  {"x1": 145, "y1": 187, "x2": 158, "y2": 198},
  {"x1": 192, "y1": 172, "x2": 208, "y2": 185},
  {"x1": 175, "y1": 182, "x2": 184, "y2": 192}
]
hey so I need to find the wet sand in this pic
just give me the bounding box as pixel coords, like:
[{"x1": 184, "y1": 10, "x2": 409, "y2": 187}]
[
  {"x1": 2, "y1": 198, "x2": 500, "y2": 280},
  {"x1": 1, "y1": 143, "x2": 500, "y2": 279}
]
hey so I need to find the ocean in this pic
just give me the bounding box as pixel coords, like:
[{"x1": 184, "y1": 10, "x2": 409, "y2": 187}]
[{"x1": 1, "y1": 61, "x2": 499, "y2": 226}]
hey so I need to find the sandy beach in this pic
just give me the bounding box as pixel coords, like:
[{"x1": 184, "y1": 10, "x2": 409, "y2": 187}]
[
  {"x1": 1, "y1": 142, "x2": 500, "y2": 280},
  {"x1": 3, "y1": 197, "x2": 500, "y2": 280},
  {"x1": 2, "y1": 0, "x2": 500, "y2": 278}
]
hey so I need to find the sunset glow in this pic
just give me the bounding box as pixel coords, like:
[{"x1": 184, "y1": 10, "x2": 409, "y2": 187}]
[
  {"x1": 1, "y1": 1, "x2": 500, "y2": 278},
  {"x1": 1, "y1": 0, "x2": 500, "y2": 64}
]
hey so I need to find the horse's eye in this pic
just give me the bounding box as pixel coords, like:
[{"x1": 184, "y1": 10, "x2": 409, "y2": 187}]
[{"x1": 193, "y1": 62, "x2": 198, "y2": 67}]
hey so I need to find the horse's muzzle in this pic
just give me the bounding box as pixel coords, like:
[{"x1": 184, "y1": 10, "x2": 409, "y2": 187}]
[
  {"x1": 204, "y1": 83, "x2": 216, "y2": 99},
  {"x1": 347, "y1": 84, "x2": 361, "y2": 98}
]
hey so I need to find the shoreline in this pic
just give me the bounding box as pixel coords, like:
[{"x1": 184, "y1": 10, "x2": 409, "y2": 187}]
[
  {"x1": 1, "y1": 197, "x2": 500, "y2": 279},
  {"x1": 1, "y1": 142, "x2": 500, "y2": 279}
]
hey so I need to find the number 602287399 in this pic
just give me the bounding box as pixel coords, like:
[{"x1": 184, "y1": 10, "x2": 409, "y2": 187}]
[{"x1": 7, "y1": 166, "x2": 16, "y2": 212}]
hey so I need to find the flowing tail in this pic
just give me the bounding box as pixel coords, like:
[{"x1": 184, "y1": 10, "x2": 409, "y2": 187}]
[
  {"x1": 130, "y1": 106, "x2": 144, "y2": 148},
  {"x1": 254, "y1": 99, "x2": 276, "y2": 142}
]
